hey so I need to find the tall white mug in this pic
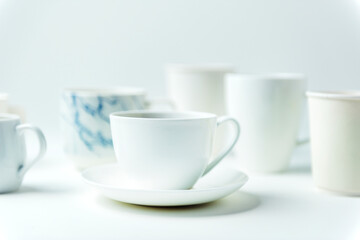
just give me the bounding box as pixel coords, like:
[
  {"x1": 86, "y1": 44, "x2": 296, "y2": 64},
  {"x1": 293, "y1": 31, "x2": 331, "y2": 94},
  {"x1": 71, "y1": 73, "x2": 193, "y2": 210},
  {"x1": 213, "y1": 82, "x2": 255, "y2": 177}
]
[
  {"x1": 166, "y1": 64, "x2": 234, "y2": 114},
  {"x1": 307, "y1": 91, "x2": 360, "y2": 195},
  {"x1": 226, "y1": 73, "x2": 306, "y2": 173},
  {"x1": 166, "y1": 64, "x2": 235, "y2": 154}
]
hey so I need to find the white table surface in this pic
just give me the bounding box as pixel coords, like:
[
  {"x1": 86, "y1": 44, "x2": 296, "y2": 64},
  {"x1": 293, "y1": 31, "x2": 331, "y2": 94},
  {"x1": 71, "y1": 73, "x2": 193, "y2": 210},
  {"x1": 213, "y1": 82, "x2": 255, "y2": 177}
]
[{"x1": 1, "y1": 141, "x2": 359, "y2": 240}]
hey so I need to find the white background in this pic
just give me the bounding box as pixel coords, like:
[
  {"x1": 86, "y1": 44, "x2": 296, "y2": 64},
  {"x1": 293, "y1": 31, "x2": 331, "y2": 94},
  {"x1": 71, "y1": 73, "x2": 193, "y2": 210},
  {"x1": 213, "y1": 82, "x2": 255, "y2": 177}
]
[
  {"x1": 0, "y1": 0, "x2": 360, "y2": 136},
  {"x1": 1, "y1": 1, "x2": 360, "y2": 239}
]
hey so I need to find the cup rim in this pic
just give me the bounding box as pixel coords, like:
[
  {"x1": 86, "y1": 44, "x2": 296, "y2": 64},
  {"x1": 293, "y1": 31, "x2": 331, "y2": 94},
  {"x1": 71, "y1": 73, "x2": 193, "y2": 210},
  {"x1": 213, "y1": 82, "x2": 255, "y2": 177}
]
[
  {"x1": 226, "y1": 73, "x2": 306, "y2": 81},
  {"x1": 0, "y1": 113, "x2": 20, "y2": 121},
  {"x1": 166, "y1": 63, "x2": 234, "y2": 73},
  {"x1": 110, "y1": 110, "x2": 217, "y2": 121},
  {"x1": 306, "y1": 91, "x2": 360, "y2": 100},
  {"x1": 63, "y1": 87, "x2": 146, "y2": 96}
]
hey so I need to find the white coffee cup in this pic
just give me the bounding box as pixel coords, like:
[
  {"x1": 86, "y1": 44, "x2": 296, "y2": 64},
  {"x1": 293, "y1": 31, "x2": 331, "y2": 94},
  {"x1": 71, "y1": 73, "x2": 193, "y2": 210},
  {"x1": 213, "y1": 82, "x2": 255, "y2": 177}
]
[
  {"x1": 226, "y1": 73, "x2": 307, "y2": 173},
  {"x1": 307, "y1": 91, "x2": 360, "y2": 195},
  {"x1": 61, "y1": 88, "x2": 172, "y2": 169},
  {"x1": 166, "y1": 64, "x2": 235, "y2": 155},
  {"x1": 0, "y1": 113, "x2": 46, "y2": 193},
  {"x1": 110, "y1": 111, "x2": 240, "y2": 190}
]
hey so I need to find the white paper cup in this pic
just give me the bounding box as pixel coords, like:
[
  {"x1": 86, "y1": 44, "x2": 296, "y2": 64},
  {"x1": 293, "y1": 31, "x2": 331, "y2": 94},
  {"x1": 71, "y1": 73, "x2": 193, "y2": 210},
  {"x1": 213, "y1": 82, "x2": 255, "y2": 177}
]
[{"x1": 307, "y1": 91, "x2": 360, "y2": 195}]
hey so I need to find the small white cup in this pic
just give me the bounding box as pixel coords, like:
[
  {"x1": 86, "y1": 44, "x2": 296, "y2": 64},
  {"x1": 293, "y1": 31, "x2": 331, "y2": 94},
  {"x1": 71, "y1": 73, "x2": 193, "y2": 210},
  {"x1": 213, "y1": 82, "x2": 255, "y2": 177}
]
[
  {"x1": 110, "y1": 111, "x2": 240, "y2": 190},
  {"x1": 226, "y1": 73, "x2": 307, "y2": 173},
  {"x1": 0, "y1": 113, "x2": 46, "y2": 193},
  {"x1": 307, "y1": 91, "x2": 360, "y2": 195}
]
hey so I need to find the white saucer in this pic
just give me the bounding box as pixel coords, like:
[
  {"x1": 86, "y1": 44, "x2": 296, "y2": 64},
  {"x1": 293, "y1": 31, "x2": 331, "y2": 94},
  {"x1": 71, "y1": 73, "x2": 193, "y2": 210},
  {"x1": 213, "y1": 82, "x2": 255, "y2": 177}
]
[{"x1": 81, "y1": 164, "x2": 248, "y2": 207}]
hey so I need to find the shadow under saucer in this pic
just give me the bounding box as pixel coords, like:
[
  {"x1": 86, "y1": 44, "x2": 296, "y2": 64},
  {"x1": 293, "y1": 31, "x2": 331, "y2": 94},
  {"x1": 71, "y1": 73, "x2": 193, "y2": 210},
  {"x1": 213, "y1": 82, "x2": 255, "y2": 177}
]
[{"x1": 96, "y1": 191, "x2": 260, "y2": 218}]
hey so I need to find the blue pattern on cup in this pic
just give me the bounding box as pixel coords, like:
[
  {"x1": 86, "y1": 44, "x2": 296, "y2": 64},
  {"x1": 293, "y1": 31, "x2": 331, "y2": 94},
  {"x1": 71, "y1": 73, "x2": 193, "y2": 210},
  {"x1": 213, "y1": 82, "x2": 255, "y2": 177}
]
[{"x1": 61, "y1": 92, "x2": 146, "y2": 163}]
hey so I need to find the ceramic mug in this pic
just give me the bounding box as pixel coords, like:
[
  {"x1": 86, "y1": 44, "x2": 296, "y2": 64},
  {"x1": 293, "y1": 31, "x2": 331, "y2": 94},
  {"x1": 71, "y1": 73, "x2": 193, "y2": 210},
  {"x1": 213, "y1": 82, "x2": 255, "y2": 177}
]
[
  {"x1": 307, "y1": 91, "x2": 360, "y2": 195},
  {"x1": 60, "y1": 88, "x2": 172, "y2": 169},
  {"x1": 166, "y1": 64, "x2": 234, "y2": 114},
  {"x1": 110, "y1": 111, "x2": 240, "y2": 190},
  {"x1": 166, "y1": 64, "x2": 235, "y2": 154},
  {"x1": 226, "y1": 73, "x2": 307, "y2": 173},
  {"x1": 0, "y1": 113, "x2": 46, "y2": 193}
]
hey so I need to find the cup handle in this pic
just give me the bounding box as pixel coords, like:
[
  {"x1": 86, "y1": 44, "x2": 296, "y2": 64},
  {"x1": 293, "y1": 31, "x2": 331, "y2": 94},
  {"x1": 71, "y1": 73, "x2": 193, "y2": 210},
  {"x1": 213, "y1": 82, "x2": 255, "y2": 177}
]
[
  {"x1": 202, "y1": 116, "x2": 241, "y2": 176},
  {"x1": 145, "y1": 97, "x2": 176, "y2": 110},
  {"x1": 16, "y1": 124, "x2": 47, "y2": 178}
]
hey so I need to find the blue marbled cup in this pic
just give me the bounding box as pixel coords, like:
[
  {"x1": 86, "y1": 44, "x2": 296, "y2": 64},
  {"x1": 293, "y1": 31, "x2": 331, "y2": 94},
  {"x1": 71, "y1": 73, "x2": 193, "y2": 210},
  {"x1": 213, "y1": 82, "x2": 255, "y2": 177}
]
[{"x1": 60, "y1": 88, "x2": 148, "y2": 169}]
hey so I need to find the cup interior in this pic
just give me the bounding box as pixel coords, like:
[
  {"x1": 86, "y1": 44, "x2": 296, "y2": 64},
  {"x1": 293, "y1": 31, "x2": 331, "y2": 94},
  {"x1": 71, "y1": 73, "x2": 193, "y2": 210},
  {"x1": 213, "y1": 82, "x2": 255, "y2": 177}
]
[{"x1": 110, "y1": 111, "x2": 216, "y2": 120}]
